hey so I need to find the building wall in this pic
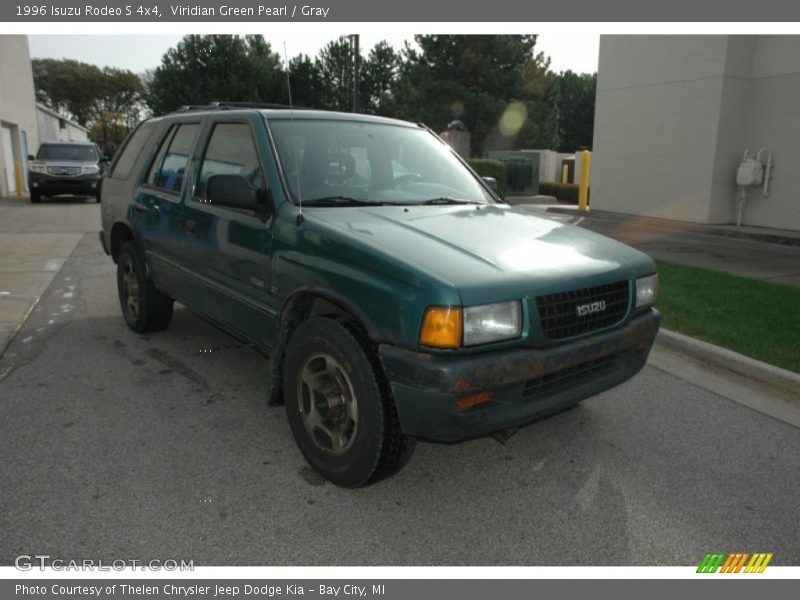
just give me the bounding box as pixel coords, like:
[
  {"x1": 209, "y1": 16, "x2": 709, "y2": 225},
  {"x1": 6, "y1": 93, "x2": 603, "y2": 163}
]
[
  {"x1": 0, "y1": 35, "x2": 38, "y2": 196},
  {"x1": 737, "y1": 37, "x2": 800, "y2": 229},
  {"x1": 37, "y1": 105, "x2": 90, "y2": 144},
  {"x1": 591, "y1": 35, "x2": 800, "y2": 231}
]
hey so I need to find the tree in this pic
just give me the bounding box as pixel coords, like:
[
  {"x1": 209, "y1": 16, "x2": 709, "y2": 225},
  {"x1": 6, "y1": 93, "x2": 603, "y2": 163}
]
[
  {"x1": 315, "y1": 37, "x2": 355, "y2": 111},
  {"x1": 286, "y1": 54, "x2": 322, "y2": 108},
  {"x1": 91, "y1": 67, "x2": 144, "y2": 153},
  {"x1": 393, "y1": 35, "x2": 551, "y2": 156},
  {"x1": 32, "y1": 59, "x2": 106, "y2": 125},
  {"x1": 33, "y1": 59, "x2": 143, "y2": 152},
  {"x1": 144, "y1": 35, "x2": 285, "y2": 115},
  {"x1": 310, "y1": 37, "x2": 400, "y2": 114},
  {"x1": 550, "y1": 71, "x2": 597, "y2": 152},
  {"x1": 360, "y1": 41, "x2": 400, "y2": 115}
]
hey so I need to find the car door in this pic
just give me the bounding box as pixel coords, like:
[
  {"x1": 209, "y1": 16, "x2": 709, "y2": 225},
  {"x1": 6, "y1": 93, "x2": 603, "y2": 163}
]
[
  {"x1": 133, "y1": 121, "x2": 200, "y2": 293},
  {"x1": 180, "y1": 115, "x2": 279, "y2": 349}
]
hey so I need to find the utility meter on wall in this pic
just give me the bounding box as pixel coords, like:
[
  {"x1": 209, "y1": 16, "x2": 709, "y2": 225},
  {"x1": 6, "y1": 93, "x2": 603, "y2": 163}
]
[
  {"x1": 736, "y1": 157, "x2": 764, "y2": 187},
  {"x1": 734, "y1": 148, "x2": 773, "y2": 227}
]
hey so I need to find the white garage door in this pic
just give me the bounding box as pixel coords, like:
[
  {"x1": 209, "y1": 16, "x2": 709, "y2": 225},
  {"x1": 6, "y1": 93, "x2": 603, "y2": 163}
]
[{"x1": 1, "y1": 125, "x2": 17, "y2": 195}]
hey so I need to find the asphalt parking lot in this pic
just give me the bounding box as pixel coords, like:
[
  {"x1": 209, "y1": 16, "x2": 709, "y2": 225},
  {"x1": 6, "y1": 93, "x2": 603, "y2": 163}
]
[{"x1": 1, "y1": 197, "x2": 799, "y2": 566}]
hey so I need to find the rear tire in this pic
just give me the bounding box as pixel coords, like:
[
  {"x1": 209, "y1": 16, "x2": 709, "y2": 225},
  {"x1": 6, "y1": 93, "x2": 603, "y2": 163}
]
[
  {"x1": 116, "y1": 241, "x2": 173, "y2": 333},
  {"x1": 283, "y1": 317, "x2": 415, "y2": 488}
]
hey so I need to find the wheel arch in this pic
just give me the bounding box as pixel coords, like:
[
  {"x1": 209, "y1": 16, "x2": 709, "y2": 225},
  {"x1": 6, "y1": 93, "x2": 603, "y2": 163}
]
[
  {"x1": 266, "y1": 288, "x2": 383, "y2": 406},
  {"x1": 109, "y1": 221, "x2": 136, "y2": 264}
]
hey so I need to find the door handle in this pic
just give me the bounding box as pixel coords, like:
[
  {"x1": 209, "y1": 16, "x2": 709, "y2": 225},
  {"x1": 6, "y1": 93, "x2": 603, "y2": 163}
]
[
  {"x1": 185, "y1": 220, "x2": 197, "y2": 234},
  {"x1": 133, "y1": 203, "x2": 146, "y2": 213}
]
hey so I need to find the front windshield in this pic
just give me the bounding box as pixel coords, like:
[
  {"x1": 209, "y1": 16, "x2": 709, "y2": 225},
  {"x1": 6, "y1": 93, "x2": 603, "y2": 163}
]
[
  {"x1": 268, "y1": 118, "x2": 493, "y2": 205},
  {"x1": 37, "y1": 144, "x2": 98, "y2": 162}
]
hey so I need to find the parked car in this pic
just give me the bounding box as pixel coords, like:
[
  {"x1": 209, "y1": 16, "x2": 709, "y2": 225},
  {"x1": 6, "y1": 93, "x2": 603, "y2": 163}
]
[
  {"x1": 99, "y1": 104, "x2": 660, "y2": 487},
  {"x1": 28, "y1": 140, "x2": 106, "y2": 203}
]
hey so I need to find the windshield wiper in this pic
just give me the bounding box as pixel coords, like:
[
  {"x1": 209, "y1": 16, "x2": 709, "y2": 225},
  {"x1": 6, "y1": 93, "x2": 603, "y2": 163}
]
[
  {"x1": 301, "y1": 196, "x2": 384, "y2": 207},
  {"x1": 417, "y1": 197, "x2": 484, "y2": 205}
]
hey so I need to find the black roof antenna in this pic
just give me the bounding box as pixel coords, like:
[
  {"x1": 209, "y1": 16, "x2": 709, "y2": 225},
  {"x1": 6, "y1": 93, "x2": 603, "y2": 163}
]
[{"x1": 283, "y1": 42, "x2": 303, "y2": 225}]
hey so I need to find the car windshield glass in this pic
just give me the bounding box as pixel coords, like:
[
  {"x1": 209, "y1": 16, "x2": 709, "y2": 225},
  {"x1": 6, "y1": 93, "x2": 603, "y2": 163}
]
[
  {"x1": 268, "y1": 118, "x2": 494, "y2": 205},
  {"x1": 37, "y1": 144, "x2": 98, "y2": 162}
]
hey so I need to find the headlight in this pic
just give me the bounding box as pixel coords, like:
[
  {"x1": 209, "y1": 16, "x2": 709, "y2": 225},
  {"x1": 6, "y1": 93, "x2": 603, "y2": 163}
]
[
  {"x1": 463, "y1": 301, "x2": 522, "y2": 346},
  {"x1": 29, "y1": 163, "x2": 46, "y2": 174},
  {"x1": 635, "y1": 274, "x2": 658, "y2": 308},
  {"x1": 82, "y1": 165, "x2": 99, "y2": 174}
]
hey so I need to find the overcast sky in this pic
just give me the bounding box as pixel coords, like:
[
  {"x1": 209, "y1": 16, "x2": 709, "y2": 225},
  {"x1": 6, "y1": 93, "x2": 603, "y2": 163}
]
[{"x1": 27, "y1": 33, "x2": 600, "y2": 75}]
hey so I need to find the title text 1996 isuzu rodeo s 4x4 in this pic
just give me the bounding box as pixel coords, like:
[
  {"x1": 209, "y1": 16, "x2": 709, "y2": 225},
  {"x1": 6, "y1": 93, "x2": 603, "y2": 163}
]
[{"x1": 99, "y1": 104, "x2": 660, "y2": 487}]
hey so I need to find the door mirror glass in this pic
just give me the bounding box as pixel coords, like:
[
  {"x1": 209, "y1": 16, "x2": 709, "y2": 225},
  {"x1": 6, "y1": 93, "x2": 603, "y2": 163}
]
[{"x1": 206, "y1": 174, "x2": 260, "y2": 209}]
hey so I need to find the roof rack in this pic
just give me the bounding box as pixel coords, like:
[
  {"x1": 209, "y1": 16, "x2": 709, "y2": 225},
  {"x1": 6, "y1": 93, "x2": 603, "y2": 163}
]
[{"x1": 173, "y1": 101, "x2": 309, "y2": 113}]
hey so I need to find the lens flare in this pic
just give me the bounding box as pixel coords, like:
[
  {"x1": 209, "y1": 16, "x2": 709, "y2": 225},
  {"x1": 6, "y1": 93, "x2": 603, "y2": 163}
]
[{"x1": 499, "y1": 102, "x2": 528, "y2": 137}]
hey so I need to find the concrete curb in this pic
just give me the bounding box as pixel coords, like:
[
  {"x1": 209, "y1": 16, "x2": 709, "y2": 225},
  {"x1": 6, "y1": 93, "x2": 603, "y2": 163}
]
[{"x1": 655, "y1": 328, "x2": 800, "y2": 398}]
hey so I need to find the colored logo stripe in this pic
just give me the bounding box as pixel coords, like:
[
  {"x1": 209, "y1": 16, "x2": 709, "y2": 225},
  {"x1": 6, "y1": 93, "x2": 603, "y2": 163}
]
[
  {"x1": 697, "y1": 553, "x2": 725, "y2": 573},
  {"x1": 745, "y1": 553, "x2": 773, "y2": 573},
  {"x1": 697, "y1": 552, "x2": 773, "y2": 573}
]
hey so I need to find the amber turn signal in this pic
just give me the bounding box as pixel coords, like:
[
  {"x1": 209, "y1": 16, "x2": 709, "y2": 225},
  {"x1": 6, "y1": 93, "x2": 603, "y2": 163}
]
[
  {"x1": 419, "y1": 306, "x2": 462, "y2": 348},
  {"x1": 457, "y1": 391, "x2": 494, "y2": 411}
]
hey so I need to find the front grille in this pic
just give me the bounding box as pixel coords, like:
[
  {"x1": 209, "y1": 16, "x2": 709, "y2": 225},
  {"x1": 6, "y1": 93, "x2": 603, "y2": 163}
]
[
  {"x1": 47, "y1": 166, "x2": 81, "y2": 176},
  {"x1": 536, "y1": 280, "x2": 629, "y2": 340},
  {"x1": 523, "y1": 355, "x2": 616, "y2": 400}
]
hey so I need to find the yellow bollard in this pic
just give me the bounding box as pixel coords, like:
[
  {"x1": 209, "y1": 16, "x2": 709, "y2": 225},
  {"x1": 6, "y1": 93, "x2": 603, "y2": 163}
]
[
  {"x1": 13, "y1": 161, "x2": 25, "y2": 197},
  {"x1": 578, "y1": 150, "x2": 591, "y2": 211},
  {"x1": 561, "y1": 163, "x2": 569, "y2": 184}
]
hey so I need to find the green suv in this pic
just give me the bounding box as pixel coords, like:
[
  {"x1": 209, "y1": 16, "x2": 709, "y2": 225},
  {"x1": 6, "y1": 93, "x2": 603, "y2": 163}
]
[{"x1": 99, "y1": 104, "x2": 660, "y2": 487}]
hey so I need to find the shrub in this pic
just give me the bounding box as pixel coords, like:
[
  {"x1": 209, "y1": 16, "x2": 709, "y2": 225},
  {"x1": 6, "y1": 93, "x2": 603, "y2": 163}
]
[
  {"x1": 538, "y1": 182, "x2": 589, "y2": 204},
  {"x1": 466, "y1": 158, "x2": 506, "y2": 198}
]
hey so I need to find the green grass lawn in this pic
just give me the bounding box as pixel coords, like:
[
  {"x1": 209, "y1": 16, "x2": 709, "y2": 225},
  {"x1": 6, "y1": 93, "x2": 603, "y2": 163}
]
[{"x1": 654, "y1": 260, "x2": 800, "y2": 373}]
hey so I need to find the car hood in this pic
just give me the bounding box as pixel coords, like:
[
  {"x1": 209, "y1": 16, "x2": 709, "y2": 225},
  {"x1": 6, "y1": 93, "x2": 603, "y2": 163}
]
[
  {"x1": 33, "y1": 159, "x2": 95, "y2": 168},
  {"x1": 306, "y1": 204, "x2": 655, "y2": 304}
]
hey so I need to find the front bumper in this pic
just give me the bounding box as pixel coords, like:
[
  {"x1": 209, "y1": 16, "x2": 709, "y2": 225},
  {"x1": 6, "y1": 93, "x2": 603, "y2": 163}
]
[
  {"x1": 28, "y1": 172, "x2": 101, "y2": 196},
  {"x1": 379, "y1": 308, "x2": 661, "y2": 442}
]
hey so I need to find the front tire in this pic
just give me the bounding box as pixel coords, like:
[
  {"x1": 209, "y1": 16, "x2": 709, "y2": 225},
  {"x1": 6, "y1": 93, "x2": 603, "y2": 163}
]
[
  {"x1": 30, "y1": 192, "x2": 41, "y2": 203},
  {"x1": 283, "y1": 317, "x2": 415, "y2": 488},
  {"x1": 116, "y1": 241, "x2": 173, "y2": 333}
]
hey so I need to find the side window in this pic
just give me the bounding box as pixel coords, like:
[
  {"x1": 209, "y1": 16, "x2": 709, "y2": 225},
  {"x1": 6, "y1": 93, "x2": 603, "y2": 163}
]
[
  {"x1": 109, "y1": 122, "x2": 154, "y2": 180},
  {"x1": 146, "y1": 123, "x2": 198, "y2": 193},
  {"x1": 195, "y1": 123, "x2": 264, "y2": 200}
]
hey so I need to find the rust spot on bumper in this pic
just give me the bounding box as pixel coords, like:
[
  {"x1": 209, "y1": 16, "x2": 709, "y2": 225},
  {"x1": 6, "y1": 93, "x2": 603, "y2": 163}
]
[{"x1": 379, "y1": 309, "x2": 661, "y2": 395}]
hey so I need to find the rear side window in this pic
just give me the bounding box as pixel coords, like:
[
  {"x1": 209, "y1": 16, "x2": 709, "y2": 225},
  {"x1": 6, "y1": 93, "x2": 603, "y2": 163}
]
[
  {"x1": 146, "y1": 123, "x2": 199, "y2": 193},
  {"x1": 110, "y1": 122, "x2": 155, "y2": 180}
]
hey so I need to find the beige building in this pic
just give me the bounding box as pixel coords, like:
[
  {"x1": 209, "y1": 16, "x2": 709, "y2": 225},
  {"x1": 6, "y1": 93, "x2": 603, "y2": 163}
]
[
  {"x1": 592, "y1": 36, "x2": 800, "y2": 232},
  {"x1": 0, "y1": 35, "x2": 38, "y2": 197},
  {"x1": 37, "y1": 103, "x2": 89, "y2": 144}
]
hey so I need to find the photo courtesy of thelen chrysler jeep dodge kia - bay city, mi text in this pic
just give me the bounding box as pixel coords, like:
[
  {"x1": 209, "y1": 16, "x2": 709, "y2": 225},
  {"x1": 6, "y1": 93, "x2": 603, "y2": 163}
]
[{"x1": 99, "y1": 104, "x2": 660, "y2": 487}]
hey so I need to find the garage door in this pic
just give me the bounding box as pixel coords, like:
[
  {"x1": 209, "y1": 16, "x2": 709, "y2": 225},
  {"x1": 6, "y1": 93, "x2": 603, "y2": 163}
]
[{"x1": 1, "y1": 125, "x2": 17, "y2": 195}]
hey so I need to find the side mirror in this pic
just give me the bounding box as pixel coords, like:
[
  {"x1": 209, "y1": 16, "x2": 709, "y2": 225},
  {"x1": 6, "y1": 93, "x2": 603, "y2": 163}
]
[
  {"x1": 482, "y1": 176, "x2": 498, "y2": 193},
  {"x1": 206, "y1": 174, "x2": 262, "y2": 210},
  {"x1": 27, "y1": 154, "x2": 35, "y2": 161}
]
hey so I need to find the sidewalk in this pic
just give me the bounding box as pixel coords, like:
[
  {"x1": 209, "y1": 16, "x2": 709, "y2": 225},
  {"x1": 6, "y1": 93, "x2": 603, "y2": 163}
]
[
  {"x1": 512, "y1": 202, "x2": 800, "y2": 287},
  {"x1": 0, "y1": 196, "x2": 98, "y2": 359},
  {"x1": 544, "y1": 203, "x2": 800, "y2": 247}
]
